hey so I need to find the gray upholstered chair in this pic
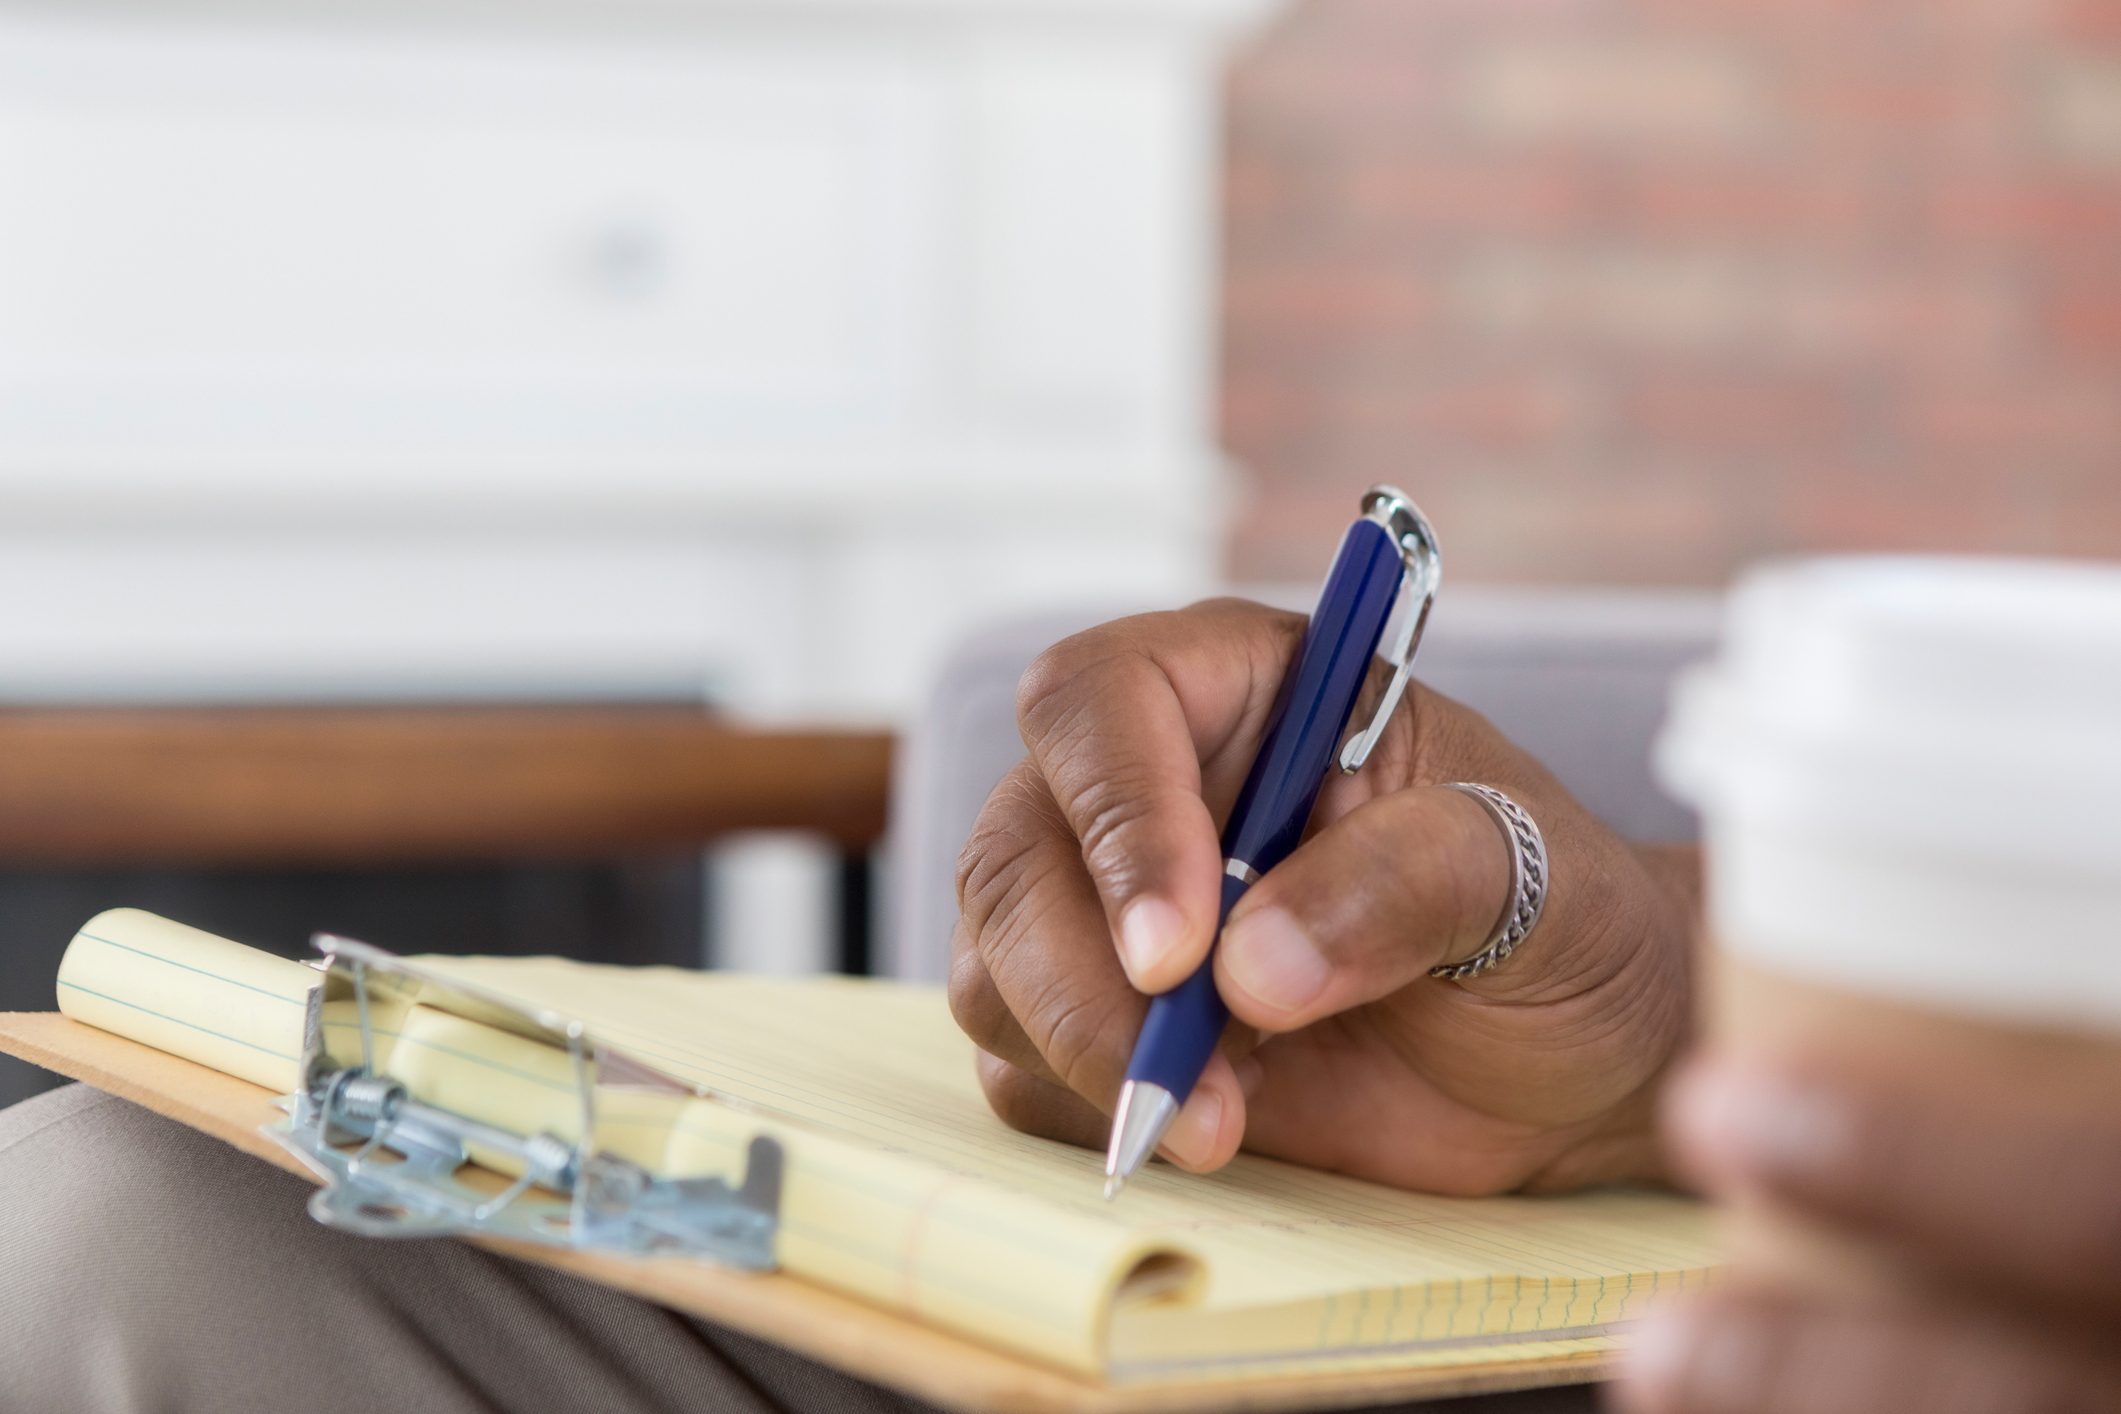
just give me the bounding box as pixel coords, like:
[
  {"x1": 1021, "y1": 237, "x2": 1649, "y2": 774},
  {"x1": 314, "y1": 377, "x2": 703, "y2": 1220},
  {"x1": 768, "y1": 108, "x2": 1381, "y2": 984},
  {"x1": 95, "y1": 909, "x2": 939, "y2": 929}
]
[{"x1": 881, "y1": 588, "x2": 1721, "y2": 981}]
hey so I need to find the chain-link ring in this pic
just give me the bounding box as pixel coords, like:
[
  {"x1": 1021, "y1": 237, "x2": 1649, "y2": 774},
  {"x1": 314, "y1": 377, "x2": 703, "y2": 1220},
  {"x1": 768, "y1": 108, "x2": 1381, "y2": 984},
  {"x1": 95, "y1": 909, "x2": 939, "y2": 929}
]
[{"x1": 1429, "y1": 783, "x2": 1549, "y2": 981}]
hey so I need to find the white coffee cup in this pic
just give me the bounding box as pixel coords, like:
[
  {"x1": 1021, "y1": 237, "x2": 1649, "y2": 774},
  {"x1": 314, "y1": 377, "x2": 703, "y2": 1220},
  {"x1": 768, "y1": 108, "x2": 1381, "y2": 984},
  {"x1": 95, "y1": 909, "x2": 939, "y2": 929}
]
[{"x1": 1656, "y1": 555, "x2": 2121, "y2": 1288}]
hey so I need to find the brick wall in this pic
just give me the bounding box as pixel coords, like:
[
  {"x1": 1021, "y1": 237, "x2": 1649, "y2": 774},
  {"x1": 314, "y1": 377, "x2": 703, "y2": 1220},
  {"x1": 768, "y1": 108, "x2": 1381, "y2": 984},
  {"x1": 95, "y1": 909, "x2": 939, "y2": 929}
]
[{"x1": 1220, "y1": 0, "x2": 2121, "y2": 585}]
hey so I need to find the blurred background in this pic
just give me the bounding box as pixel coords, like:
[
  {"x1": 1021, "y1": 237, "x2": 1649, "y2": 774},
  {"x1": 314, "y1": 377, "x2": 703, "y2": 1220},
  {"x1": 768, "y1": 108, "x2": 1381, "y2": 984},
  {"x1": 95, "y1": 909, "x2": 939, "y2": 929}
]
[
  {"x1": 1223, "y1": 0, "x2": 2121, "y2": 581},
  {"x1": 1, "y1": 0, "x2": 2114, "y2": 1103}
]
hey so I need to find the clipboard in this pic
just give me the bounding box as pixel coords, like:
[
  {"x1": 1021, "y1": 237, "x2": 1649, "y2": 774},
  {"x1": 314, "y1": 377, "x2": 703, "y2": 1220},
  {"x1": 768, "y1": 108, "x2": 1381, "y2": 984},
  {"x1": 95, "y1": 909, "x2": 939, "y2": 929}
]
[{"x1": 0, "y1": 1006, "x2": 1610, "y2": 1414}]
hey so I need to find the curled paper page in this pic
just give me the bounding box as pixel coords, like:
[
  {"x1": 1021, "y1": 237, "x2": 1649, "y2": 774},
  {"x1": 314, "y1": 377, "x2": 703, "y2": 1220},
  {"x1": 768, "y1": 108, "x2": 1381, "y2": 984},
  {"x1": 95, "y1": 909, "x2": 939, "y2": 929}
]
[{"x1": 56, "y1": 908, "x2": 323, "y2": 1093}]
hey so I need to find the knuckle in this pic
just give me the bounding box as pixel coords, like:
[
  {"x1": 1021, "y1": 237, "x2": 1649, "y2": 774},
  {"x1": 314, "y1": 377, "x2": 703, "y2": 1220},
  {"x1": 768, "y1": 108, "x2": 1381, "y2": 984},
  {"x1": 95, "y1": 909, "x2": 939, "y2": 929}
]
[
  {"x1": 1021, "y1": 972, "x2": 1126, "y2": 1094},
  {"x1": 1021, "y1": 602, "x2": 1249, "y2": 721},
  {"x1": 1182, "y1": 594, "x2": 1268, "y2": 621},
  {"x1": 1016, "y1": 624, "x2": 1178, "y2": 764},
  {"x1": 946, "y1": 907, "x2": 976, "y2": 967},
  {"x1": 954, "y1": 766, "x2": 1063, "y2": 927},
  {"x1": 945, "y1": 944, "x2": 1005, "y2": 1048},
  {"x1": 964, "y1": 842, "x2": 1076, "y2": 982},
  {"x1": 1399, "y1": 683, "x2": 1475, "y2": 783},
  {"x1": 1071, "y1": 775, "x2": 1169, "y2": 882},
  {"x1": 1403, "y1": 684, "x2": 1521, "y2": 789},
  {"x1": 953, "y1": 815, "x2": 1016, "y2": 923},
  {"x1": 1016, "y1": 632, "x2": 1125, "y2": 741},
  {"x1": 1014, "y1": 645, "x2": 1076, "y2": 735},
  {"x1": 975, "y1": 1053, "x2": 1058, "y2": 1137},
  {"x1": 1425, "y1": 1152, "x2": 1543, "y2": 1198},
  {"x1": 1018, "y1": 660, "x2": 1146, "y2": 783},
  {"x1": 1182, "y1": 595, "x2": 1304, "y2": 645}
]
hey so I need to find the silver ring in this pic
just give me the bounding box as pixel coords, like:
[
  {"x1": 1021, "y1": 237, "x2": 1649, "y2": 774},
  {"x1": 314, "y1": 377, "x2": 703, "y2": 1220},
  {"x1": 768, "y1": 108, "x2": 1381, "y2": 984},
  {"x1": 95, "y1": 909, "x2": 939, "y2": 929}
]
[{"x1": 1429, "y1": 783, "x2": 1549, "y2": 981}]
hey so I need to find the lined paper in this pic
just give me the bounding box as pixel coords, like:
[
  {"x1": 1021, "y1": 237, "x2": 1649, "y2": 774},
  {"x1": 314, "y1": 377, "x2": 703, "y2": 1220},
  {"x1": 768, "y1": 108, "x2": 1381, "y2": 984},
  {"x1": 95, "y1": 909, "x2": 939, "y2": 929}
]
[
  {"x1": 55, "y1": 909, "x2": 318, "y2": 1091},
  {"x1": 414, "y1": 954, "x2": 1721, "y2": 1378},
  {"x1": 55, "y1": 913, "x2": 1720, "y2": 1381}
]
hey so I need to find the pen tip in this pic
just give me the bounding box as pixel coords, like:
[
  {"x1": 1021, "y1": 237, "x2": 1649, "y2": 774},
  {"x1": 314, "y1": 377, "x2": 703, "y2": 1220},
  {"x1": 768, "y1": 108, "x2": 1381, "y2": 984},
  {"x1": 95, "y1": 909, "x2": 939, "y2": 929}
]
[{"x1": 1103, "y1": 1174, "x2": 1123, "y2": 1202}]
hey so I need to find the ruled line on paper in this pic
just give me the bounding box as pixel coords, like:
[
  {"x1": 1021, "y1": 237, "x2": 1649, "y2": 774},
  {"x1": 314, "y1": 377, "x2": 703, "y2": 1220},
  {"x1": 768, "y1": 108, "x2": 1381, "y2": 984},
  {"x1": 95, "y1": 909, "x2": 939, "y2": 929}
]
[
  {"x1": 81, "y1": 933, "x2": 309, "y2": 1005},
  {"x1": 56, "y1": 980, "x2": 301, "y2": 1060}
]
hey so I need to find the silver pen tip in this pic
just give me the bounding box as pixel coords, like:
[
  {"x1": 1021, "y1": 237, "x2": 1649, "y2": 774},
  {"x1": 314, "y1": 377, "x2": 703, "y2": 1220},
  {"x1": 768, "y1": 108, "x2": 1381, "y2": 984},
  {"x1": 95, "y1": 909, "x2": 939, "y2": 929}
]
[{"x1": 1100, "y1": 1079, "x2": 1180, "y2": 1200}]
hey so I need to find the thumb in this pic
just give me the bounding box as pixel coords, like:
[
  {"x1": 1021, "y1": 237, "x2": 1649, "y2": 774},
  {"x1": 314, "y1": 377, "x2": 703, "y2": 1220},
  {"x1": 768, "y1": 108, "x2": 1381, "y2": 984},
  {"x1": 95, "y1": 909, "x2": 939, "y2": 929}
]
[{"x1": 1214, "y1": 785, "x2": 1509, "y2": 1032}]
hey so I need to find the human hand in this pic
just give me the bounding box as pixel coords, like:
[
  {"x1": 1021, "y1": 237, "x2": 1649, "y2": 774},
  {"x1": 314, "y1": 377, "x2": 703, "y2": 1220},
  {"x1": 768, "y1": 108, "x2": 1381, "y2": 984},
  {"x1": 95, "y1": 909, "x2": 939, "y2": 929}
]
[
  {"x1": 1615, "y1": 1055, "x2": 2121, "y2": 1413},
  {"x1": 949, "y1": 597, "x2": 1696, "y2": 1195}
]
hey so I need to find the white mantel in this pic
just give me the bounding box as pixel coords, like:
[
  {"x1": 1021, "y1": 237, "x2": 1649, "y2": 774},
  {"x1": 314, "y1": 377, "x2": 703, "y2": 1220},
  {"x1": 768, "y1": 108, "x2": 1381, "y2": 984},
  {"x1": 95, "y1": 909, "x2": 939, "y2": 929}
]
[{"x1": 0, "y1": 0, "x2": 1274, "y2": 720}]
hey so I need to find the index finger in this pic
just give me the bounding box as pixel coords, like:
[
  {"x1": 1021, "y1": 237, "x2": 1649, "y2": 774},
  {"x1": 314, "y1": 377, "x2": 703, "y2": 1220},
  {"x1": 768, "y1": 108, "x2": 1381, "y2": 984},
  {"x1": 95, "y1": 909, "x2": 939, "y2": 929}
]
[
  {"x1": 1014, "y1": 609, "x2": 1275, "y2": 992},
  {"x1": 951, "y1": 759, "x2": 1249, "y2": 1170}
]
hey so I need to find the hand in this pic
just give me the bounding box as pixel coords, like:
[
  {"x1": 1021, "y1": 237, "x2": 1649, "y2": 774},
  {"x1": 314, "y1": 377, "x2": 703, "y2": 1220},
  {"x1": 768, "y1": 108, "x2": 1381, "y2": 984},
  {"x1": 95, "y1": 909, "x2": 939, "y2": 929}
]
[
  {"x1": 1615, "y1": 1055, "x2": 2121, "y2": 1413},
  {"x1": 948, "y1": 597, "x2": 1695, "y2": 1195}
]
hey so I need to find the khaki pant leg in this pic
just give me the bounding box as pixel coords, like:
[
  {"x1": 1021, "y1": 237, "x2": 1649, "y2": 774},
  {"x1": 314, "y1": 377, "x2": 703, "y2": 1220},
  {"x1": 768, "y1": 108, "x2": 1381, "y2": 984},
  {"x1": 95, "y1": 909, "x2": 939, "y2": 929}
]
[{"x1": 0, "y1": 1084, "x2": 934, "y2": 1414}]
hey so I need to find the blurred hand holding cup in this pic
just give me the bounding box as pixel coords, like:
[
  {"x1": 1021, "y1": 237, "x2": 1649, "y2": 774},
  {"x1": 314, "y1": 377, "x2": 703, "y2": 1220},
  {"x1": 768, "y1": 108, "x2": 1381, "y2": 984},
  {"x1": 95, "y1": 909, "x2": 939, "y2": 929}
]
[{"x1": 1657, "y1": 556, "x2": 2121, "y2": 1296}]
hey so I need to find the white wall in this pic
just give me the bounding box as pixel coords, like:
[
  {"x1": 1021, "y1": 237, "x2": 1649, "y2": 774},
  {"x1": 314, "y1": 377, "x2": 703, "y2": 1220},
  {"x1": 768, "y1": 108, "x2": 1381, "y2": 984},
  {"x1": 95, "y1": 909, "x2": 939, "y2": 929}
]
[{"x1": 0, "y1": 0, "x2": 1275, "y2": 969}]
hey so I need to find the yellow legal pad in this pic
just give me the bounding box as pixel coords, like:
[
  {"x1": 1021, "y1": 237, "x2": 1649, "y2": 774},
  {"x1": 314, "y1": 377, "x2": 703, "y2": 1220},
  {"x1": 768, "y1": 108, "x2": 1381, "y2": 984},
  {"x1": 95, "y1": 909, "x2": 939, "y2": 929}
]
[{"x1": 37, "y1": 909, "x2": 1719, "y2": 1403}]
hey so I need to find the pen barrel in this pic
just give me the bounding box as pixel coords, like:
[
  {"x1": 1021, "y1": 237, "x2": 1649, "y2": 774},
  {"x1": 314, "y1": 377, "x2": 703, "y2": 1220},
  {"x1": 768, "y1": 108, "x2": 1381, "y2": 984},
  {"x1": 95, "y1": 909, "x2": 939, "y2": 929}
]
[
  {"x1": 1126, "y1": 519, "x2": 1405, "y2": 1098},
  {"x1": 1127, "y1": 872, "x2": 1250, "y2": 1097},
  {"x1": 1221, "y1": 517, "x2": 1405, "y2": 874}
]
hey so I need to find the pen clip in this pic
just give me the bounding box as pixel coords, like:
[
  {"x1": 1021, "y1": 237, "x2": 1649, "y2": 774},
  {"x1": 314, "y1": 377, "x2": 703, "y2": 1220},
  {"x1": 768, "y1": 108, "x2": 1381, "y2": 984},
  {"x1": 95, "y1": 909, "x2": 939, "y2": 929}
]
[{"x1": 1338, "y1": 487, "x2": 1442, "y2": 774}]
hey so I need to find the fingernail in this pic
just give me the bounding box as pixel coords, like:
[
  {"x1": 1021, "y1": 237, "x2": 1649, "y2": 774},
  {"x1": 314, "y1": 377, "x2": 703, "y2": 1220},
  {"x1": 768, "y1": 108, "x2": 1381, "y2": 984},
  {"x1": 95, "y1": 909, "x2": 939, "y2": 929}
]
[
  {"x1": 1159, "y1": 1089, "x2": 1223, "y2": 1169},
  {"x1": 1220, "y1": 908, "x2": 1331, "y2": 1019},
  {"x1": 1669, "y1": 1063, "x2": 1852, "y2": 1189},
  {"x1": 1118, "y1": 897, "x2": 1186, "y2": 984},
  {"x1": 1615, "y1": 1310, "x2": 1694, "y2": 1413}
]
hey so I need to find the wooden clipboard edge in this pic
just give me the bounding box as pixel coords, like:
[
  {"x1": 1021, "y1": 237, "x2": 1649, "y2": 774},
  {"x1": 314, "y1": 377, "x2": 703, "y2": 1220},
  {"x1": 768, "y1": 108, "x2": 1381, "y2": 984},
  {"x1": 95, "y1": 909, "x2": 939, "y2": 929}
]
[{"x1": 0, "y1": 1012, "x2": 1609, "y2": 1413}]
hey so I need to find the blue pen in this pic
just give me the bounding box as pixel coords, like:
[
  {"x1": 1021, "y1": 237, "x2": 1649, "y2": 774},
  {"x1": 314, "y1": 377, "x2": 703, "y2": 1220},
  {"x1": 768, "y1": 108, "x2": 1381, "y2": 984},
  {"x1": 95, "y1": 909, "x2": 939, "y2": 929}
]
[{"x1": 1102, "y1": 486, "x2": 1441, "y2": 1199}]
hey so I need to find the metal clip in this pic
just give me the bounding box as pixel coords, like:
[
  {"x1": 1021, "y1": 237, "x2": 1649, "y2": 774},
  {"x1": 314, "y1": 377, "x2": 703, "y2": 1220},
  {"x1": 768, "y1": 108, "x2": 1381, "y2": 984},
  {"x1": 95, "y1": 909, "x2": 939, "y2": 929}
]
[
  {"x1": 266, "y1": 934, "x2": 781, "y2": 1272},
  {"x1": 1338, "y1": 485, "x2": 1443, "y2": 774}
]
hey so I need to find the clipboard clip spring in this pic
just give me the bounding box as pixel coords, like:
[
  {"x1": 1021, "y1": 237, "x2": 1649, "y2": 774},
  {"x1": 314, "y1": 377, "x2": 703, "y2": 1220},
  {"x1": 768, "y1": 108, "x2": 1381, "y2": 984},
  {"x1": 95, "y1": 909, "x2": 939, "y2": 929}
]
[{"x1": 267, "y1": 937, "x2": 783, "y2": 1272}]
